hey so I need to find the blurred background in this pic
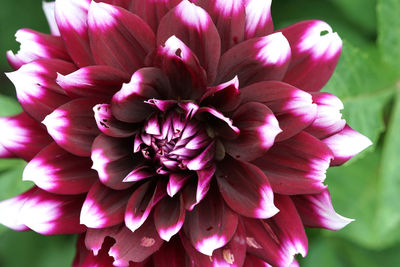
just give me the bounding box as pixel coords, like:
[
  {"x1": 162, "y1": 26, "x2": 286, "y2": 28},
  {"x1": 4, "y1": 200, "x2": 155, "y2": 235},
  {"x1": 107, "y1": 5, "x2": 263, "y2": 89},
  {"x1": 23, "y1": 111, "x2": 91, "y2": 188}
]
[{"x1": 0, "y1": 0, "x2": 399, "y2": 266}]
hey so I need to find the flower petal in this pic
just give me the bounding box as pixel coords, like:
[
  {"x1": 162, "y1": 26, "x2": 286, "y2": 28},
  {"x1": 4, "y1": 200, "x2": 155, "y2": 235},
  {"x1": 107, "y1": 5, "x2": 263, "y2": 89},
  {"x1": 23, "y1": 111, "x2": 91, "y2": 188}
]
[
  {"x1": 291, "y1": 189, "x2": 354, "y2": 230},
  {"x1": 88, "y1": 1, "x2": 156, "y2": 74},
  {"x1": 0, "y1": 143, "x2": 15, "y2": 158},
  {"x1": 6, "y1": 29, "x2": 70, "y2": 70},
  {"x1": 243, "y1": 0, "x2": 273, "y2": 39},
  {"x1": 167, "y1": 172, "x2": 192, "y2": 197},
  {"x1": 55, "y1": 0, "x2": 94, "y2": 67},
  {"x1": 240, "y1": 81, "x2": 317, "y2": 141},
  {"x1": 196, "y1": 107, "x2": 240, "y2": 140},
  {"x1": 91, "y1": 134, "x2": 138, "y2": 190},
  {"x1": 80, "y1": 181, "x2": 133, "y2": 228},
  {"x1": 154, "y1": 195, "x2": 185, "y2": 241},
  {"x1": 73, "y1": 233, "x2": 115, "y2": 267},
  {"x1": 43, "y1": 98, "x2": 101, "y2": 157},
  {"x1": 111, "y1": 67, "x2": 171, "y2": 123},
  {"x1": 322, "y1": 124, "x2": 372, "y2": 166},
  {"x1": 57, "y1": 65, "x2": 130, "y2": 99},
  {"x1": 5, "y1": 58, "x2": 76, "y2": 122},
  {"x1": 23, "y1": 142, "x2": 97, "y2": 194},
  {"x1": 0, "y1": 113, "x2": 52, "y2": 161},
  {"x1": 216, "y1": 32, "x2": 291, "y2": 87},
  {"x1": 253, "y1": 132, "x2": 333, "y2": 195},
  {"x1": 184, "y1": 187, "x2": 238, "y2": 256},
  {"x1": 216, "y1": 156, "x2": 278, "y2": 219},
  {"x1": 157, "y1": 0, "x2": 221, "y2": 84},
  {"x1": 280, "y1": 20, "x2": 342, "y2": 92},
  {"x1": 42, "y1": 1, "x2": 60, "y2": 36},
  {"x1": 224, "y1": 102, "x2": 281, "y2": 161},
  {"x1": 152, "y1": 237, "x2": 187, "y2": 267}
]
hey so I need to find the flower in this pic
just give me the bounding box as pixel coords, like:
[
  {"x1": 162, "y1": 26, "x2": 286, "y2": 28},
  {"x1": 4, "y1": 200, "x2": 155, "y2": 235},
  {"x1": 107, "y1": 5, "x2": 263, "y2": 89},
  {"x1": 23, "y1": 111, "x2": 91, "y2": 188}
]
[{"x1": 0, "y1": 0, "x2": 372, "y2": 266}]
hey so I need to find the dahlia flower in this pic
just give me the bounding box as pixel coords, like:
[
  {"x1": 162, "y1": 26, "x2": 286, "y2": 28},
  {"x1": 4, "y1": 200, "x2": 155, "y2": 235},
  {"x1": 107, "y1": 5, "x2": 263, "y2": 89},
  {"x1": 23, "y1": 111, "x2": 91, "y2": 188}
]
[{"x1": 0, "y1": 0, "x2": 371, "y2": 266}]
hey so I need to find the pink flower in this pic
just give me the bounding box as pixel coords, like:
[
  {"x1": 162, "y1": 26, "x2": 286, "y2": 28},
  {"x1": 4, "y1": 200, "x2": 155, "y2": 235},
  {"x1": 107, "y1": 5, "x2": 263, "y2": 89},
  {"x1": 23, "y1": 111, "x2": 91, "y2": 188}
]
[{"x1": 0, "y1": 0, "x2": 371, "y2": 266}]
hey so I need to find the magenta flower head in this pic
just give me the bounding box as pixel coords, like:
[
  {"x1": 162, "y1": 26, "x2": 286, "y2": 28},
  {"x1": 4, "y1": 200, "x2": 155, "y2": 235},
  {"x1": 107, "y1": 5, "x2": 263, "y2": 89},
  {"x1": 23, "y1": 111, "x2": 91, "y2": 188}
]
[{"x1": 0, "y1": 0, "x2": 372, "y2": 266}]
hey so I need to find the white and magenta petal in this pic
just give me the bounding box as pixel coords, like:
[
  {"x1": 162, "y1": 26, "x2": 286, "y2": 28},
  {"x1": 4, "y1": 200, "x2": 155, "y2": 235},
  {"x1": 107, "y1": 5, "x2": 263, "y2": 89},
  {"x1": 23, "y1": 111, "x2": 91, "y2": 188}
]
[
  {"x1": 154, "y1": 195, "x2": 185, "y2": 241},
  {"x1": 42, "y1": 1, "x2": 60, "y2": 36},
  {"x1": 243, "y1": 0, "x2": 273, "y2": 39}
]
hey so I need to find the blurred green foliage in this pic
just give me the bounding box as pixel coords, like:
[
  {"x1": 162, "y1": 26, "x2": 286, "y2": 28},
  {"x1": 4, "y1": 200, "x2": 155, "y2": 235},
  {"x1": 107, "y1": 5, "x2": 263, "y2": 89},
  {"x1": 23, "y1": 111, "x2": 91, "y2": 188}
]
[{"x1": 0, "y1": 0, "x2": 400, "y2": 266}]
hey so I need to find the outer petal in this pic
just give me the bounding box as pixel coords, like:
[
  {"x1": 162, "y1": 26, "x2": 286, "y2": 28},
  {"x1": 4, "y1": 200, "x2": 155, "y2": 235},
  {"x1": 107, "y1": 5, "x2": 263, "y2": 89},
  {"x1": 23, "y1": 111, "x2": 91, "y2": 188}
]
[
  {"x1": 91, "y1": 134, "x2": 138, "y2": 190},
  {"x1": 196, "y1": 0, "x2": 245, "y2": 52},
  {"x1": 0, "y1": 113, "x2": 52, "y2": 161},
  {"x1": 6, "y1": 29, "x2": 70, "y2": 70},
  {"x1": 5, "y1": 59, "x2": 76, "y2": 122},
  {"x1": 0, "y1": 143, "x2": 15, "y2": 158},
  {"x1": 80, "y1": 181, "x2": 133, "y2": 228},
  {"x1": 216, "y1": 156, "x2": 278, "y2": 219},
  {"x1": 55, "y1": 0, "x2": 94, "y2": 67},
  {"x1": 243, "y1": 0, "x2": 273, "y2": 39},
  {"x1": 157, "y1": 0, "x2": 221, "y2": 84},
  {"x1": 73, "y1": 234, "x2": 114, "y2": 267},
  {"x1": 43, "y1": 98, "x2": 101, "y2": 157},
  {"x1": 42, "y1": 1, "x2": 60, "y2": 36},
  {"x1": 244, "y1": 195, "x2": 307, "y2": 267},
  {"x1": 152, "y1": 237, "x2": 187, "y2": 267},
  {"x1": 243, "y1": 254, "x2": 271, "y2": 267},
  {"x1": 111, "y1": 67, "x2": 171, "y2": 123},
  {"x1": 322, "y1": 125, "x2": 372, "y2": 166},
  {"x1": 224, "y1": 102, "x2": 281, "y2": 161},
  {"x1": 291, "y1": 189, "x2": 354, "y2": 230},
  {"x1": 19, "y1": 188, "x2": 86, "y2": 234},
  {"x1": 253, "y1": 132, "x2": 333, "y2": 195},
  {"x1": 240, "y1": 81, "x2": 317, "y2": 141},
  {"x1": 184, "y1": 188, "x2": 238, "y2": 256},
  {"x1": 280, "y1": 20, "x2": 342, "y2": 92},
  {"x1": 88, "y1": 2, "x2": 156, "y2": 74},
  {"x1": 57, "y1": 66, "x2": 130, "y2": 99},
  {"x1": 216, "y1": 33, "x2": 291, "y2": 87},
  {"x1": 154, "y1": 195, "x2": 185, "y2": 241},
  {"x1": 23, "y1": 142, "x2": 97, "y2": 194}
]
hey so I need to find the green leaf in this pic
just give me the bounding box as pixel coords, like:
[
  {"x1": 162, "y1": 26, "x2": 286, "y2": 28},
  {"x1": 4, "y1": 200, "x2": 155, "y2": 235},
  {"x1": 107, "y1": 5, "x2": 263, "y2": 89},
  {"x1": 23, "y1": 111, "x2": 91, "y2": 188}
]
[
  {"x1": 378, "y1": 0, "x2": 400, "y2": 70},
  {"x1": 0, "y1": 95, "x2": 21, "y2": 117}
]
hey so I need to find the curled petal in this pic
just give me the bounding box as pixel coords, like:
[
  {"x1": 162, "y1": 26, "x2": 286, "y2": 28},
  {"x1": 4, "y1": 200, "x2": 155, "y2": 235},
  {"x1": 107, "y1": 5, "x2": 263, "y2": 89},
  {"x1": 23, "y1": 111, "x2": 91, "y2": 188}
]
[
  {"x1": 158, "y1": 0, "x2": 221, "y2": 84},
  {"x1": 43, "y1": 98, "x2": 101, "y2": 157},
  {"x1": 216, "y1": 32, "x2": 290, "y2": 87},
  {"x1": 253, "y1": 132, "x2": 333, "y2": 195},
  {"x1": 291, "y1": 189, "x2": 354, "y2": 230},
  {"x1": 216, "y1": 156, "x2": 278, "y2": 219},
  {"x1": 57, "y1": 66, "x2": 130, "y2": 99},
  {"x1": 88, "y1": 1, "x2": 155, "y2": 74},
  {"x1": 23, "y1": 142, "x2": 97, "y2": 194},
  {"x1": 196, "y1": 107, "x2": 240, "y2": 139},
  {"x1": 224, "y1": 102, "x2": 281, "y2": 161},
  {"x1": 322, "y1": 125, "x2": 372, "y2": 166},
  {"x1": 240, "y1": 81, "x2": 317, "y2": 141},
  {"x1": 55, "y1": 0, "x2": 94, "y2": 67},
  {"x1": 6, "y1": 29, "x2": 69, "y2": 70},
  {"x1": 5, "y1": 58, "x2": 76, "y2": 122},
  {"x1": 167, "y1": 172, "x2": 192, "y2": 197},
  {"x1": 194, "y1": 164, "x2": 216, "y2": 204},
  {"x1": 280, "y1": 20, "x2": 342, "y2": 92},
  {"x1": 154, "y1": 195, "x2": 185, "y2": 241},
  {"x1": 186, "y1": 141, "x2": 216, "y2": 171},
  {"x1": 42, "y1": 1, "x2": 60, "y2": 36},
  {"x1": 243, "y1": 0, "x2": 273, "y2": 39},
  {"x1": 0, "y1": 113, "x2": 52, "y2": 161},
  {"x1": 80, "y1": 181, "x2": 133, "y2": 228}
]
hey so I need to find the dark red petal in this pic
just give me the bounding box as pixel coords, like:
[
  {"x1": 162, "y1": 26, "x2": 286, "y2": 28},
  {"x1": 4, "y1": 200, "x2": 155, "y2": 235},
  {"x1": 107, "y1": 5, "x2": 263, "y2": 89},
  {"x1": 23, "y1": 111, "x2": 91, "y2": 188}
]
[
  {"x1": 244, "y1": 194, "x2": 308, "y2": 267},
  {"x1": 43, "y1": 98, "x2": 101, "y2": 157},
  {"x1": 91, "y1": 134, "x2": 138, "y2": 190},
  {"x1": 80, "y1": 181, "x2": 133, "y2": 228},
  {"x1": 184, "y1": 188, "x2": 238, "y2": 256},
  {"x1": 73, "y1": 233, "x2": 114, "y2": 267},
  {"x1": 224, "y1": 102, "x2": 281, "y2": 161},
  {"x1": 280, "y1": 20, "x2": 342, "y2": 92},
  {"x1": 322, "y1": 124, "x2": 372, "y2": 166},
  {"x1": 6, "y1": 28, "x2": 70, "y2": 70},
  {"x1": 240, "y1": 81, "x2": 317, "y2": 141},
  {"x1": 20, "y1": 188, "x2": 86, "y2": 234},
  {"x1": 85, "y1": 225, "x2": 121, "y2": 257},
  {"x1": 23, "y1": 142, "x2": 97, "y2": 194},
  {"x1": 152, "y1": 35, "x2": 207, "y2": 100},
  {"x1": 186, "y1": 141, "x2": 216, "y2": 171},
  {"x1": 196, "y1": 107, "x2": 240, "y2": 139},
  {"x1": 253, "y1": 132, "x2": 333, "y2": 195},
  {"x1": 243, "y1": 254, "x2": 271, "y2": 267},
  {"x1": 154, "y1": 195, "x2": 185, "y2": 241},
  {"x1": 6, "y1": 59, "x2": 76, "y2": 122},
  {"x1": 88, "y1": 2, "x2": 155, "y2": 74},
  {"x1": 57, "y1": 66, "x2": 130, "y2": 99},
  {"x1": 194, "y1": 164, "x2": 216, "y2": 204},
  {"x1": 0, "y1": 113, "x2": 52, "y2": 161},
  {"x1": 167, "y1": 172, "x2": 192, "y2": 197},
  {"x1": 94, "y1": 104, "x2": 137, "y2": 138},
  {"x1": 243, "y1": 0, "x2": 273, "y2": 39},
  {"x1": 216, "y1": 33, "x2": 290, "y2": 87},
  {"x1": 125, "y1": 181, "x2": 165, "y2": 232},
  {"x1": 291, "y1": 189, "x2": 353, "y2": 230},
  {"x1": 158, "y1": 0, "x2": 221, "y2": 84},
  {"x1": 55, "y1": 0, "x2": 94, "y2": 67},
  {"x1": 111, "y1": 67, "x2": 171, "y2": 123},
  {"x1": 152, "y1": 237, "x2": 187, "y2": 267},
  {"x1": 216, "y1": 156, "x2": 278, "y2": 219}
]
